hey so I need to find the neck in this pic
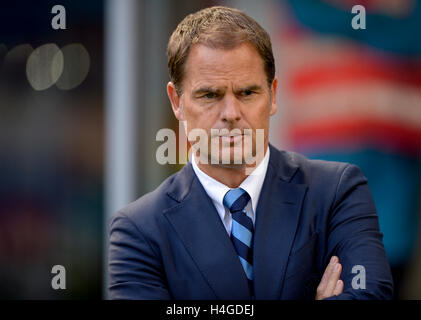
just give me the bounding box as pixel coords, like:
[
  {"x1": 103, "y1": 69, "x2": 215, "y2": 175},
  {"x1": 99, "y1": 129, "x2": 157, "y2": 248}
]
[{"x1": 195, "y1": 145, "x2": 268, "y2": 188}]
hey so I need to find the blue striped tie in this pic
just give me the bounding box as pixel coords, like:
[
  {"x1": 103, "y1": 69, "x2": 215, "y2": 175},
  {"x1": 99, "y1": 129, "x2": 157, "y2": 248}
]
[{"x1": 223, "y1": 188, "x2": 254, "y2": 293}]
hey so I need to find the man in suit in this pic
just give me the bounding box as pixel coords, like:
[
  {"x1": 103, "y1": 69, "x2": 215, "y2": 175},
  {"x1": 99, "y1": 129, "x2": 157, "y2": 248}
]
[{"x1": 108, "y1": 6, "x2": 393, "y2": 300}]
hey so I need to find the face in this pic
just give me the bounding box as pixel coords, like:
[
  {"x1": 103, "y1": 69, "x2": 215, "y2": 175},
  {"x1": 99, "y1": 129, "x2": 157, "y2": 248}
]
[{"x1": 167, "y1": 42, "x2": 277, "y2": 167}]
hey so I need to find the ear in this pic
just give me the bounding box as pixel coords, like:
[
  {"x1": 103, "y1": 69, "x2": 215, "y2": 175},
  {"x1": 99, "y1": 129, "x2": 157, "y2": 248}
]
[
  {"x1": 269, "y1": 77, "x2": 278, "y2": 116},
  {"x1": 167, "y1": 82, "x2": 184, "y2": 121}
]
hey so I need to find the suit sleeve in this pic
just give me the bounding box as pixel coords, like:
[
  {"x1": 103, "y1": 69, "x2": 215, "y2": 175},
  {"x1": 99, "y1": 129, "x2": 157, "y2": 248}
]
[
  {"x1": 108, "y1": 211, "x2": 171, "y2": 300},
  {"x1": 324, "y1": 164, "x2": 394, "y2": 300}
]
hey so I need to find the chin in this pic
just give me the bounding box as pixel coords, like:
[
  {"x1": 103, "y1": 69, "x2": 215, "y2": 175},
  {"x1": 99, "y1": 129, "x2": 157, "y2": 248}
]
[{"x1": 219, "y1": 145, "x2": 244, "y2": 164}]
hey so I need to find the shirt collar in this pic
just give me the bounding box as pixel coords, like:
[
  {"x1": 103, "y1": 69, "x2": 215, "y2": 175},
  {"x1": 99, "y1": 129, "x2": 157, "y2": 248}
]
[
  {"x1": 239, "y1": 147, "x2": 270, "y2": 214},
  {"x1": 191, "y1": 147, "x2": 270, "y2": 215}
]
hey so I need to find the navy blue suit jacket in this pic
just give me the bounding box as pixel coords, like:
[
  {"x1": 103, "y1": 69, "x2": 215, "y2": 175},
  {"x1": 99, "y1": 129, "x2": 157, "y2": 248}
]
[{"x1": 108, "y1": 145, "x2": 393, "y2": 299}]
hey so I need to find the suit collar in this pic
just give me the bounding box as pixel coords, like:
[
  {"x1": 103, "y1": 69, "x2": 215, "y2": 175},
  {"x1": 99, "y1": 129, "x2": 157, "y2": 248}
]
[
  {"x1": 267, "y1": 144, "x2": 300, "y2": 182},
  {"x1": 165, "y1": 162, "x2": 195, "y2": 203}
]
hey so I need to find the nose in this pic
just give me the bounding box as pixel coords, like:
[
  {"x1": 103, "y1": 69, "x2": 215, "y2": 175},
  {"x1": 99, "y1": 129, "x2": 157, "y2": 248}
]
[{"x1": 220, "y1": 94, "x2": 241, "y2": 123}]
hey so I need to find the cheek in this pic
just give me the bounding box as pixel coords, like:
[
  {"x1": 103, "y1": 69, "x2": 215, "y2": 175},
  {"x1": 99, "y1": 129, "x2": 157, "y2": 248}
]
[
  {"x1": 247, "y1": 107, "x2": 270, "y2": 128},
  {"x1": 185, "y1": 105, "x2": 220, "y2": 125},
  {"x1": 184, "y1": 114, "x2": 213, "y2": 134}
]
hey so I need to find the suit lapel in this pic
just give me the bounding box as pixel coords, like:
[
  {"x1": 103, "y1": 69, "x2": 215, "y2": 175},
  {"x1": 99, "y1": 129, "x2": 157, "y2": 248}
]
[
  {"x1": 163, "y1": 163, "x2": 251, "y2": 299},
  {"x1": 253, "y1": 146, "x2": 308, "y2": 299}
]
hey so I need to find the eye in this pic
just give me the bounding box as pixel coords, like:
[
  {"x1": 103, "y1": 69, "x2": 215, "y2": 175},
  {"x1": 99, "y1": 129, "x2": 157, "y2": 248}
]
[
  {"x1": 202, "y1": 92, "x2": 217, "y2": 99},
  {"x1": 241, "y1": 89, "x2": 255, "y2": 97}
]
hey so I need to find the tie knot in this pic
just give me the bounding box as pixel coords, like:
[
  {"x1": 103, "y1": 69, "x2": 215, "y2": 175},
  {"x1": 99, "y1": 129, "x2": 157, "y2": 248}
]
[{"x1": 223, "y1": 188, "x2": 250, "y2": 213}]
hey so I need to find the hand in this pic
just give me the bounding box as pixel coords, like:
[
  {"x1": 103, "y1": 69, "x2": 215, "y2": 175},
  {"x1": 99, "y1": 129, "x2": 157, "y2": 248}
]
[{"x1": 315, "y1": 256, "x2": 344, "y2": 300}]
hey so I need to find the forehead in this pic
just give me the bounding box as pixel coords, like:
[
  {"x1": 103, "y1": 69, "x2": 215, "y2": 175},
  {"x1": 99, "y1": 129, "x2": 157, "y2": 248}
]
[{"x1": 183, "y1": 42, "x2": 266, "y2": 88}]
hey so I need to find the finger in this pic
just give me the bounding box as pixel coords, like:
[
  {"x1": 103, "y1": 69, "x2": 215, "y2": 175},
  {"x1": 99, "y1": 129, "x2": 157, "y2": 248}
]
[
  {"x1": 324, "y1": 262, "x2": 342, "y2": 297},
  {"x1": 333, "y1": 280, "x2": 344, "y2": 296},
  {"x1": 316, "y1": 256, "x2": 338, "y2": 299},
  {"x1": 318, "y1": 256, "x2": 338, "y2": 291}
]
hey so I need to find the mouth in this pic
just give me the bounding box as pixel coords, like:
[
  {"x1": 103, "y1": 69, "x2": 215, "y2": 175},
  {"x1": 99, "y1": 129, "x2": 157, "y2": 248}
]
[{"x1": 217, "y1": 134, "x2": 244, "y2": 145}]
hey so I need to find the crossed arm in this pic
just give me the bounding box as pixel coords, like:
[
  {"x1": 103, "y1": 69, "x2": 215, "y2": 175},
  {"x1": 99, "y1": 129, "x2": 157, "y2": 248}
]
[{"x1": 316, "y1": 164, "x2": 393, "y2": 300}]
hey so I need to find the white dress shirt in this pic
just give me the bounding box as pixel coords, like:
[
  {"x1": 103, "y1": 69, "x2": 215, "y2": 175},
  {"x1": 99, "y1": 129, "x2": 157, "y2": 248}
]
[{"x1": 191, "y1": 148, "x2": 270, "y2": 235}]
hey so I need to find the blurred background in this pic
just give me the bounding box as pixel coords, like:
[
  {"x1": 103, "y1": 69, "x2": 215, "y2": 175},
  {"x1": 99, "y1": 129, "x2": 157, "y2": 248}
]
[{"x1": 0, "y1": 0, "x2": 420, "y2": 299}]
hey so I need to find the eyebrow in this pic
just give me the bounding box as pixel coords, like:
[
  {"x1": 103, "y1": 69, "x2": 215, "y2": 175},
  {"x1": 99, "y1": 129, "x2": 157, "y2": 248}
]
[
  {"x1": 192, "y1": 87, "x2": 223, "y2": 96},
  {"x1": 193, "y1": 84, "x2": 263, "y2": 96},
  {"x1": 235, "y1": 85, "x2": 263, "y2": 93}
]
